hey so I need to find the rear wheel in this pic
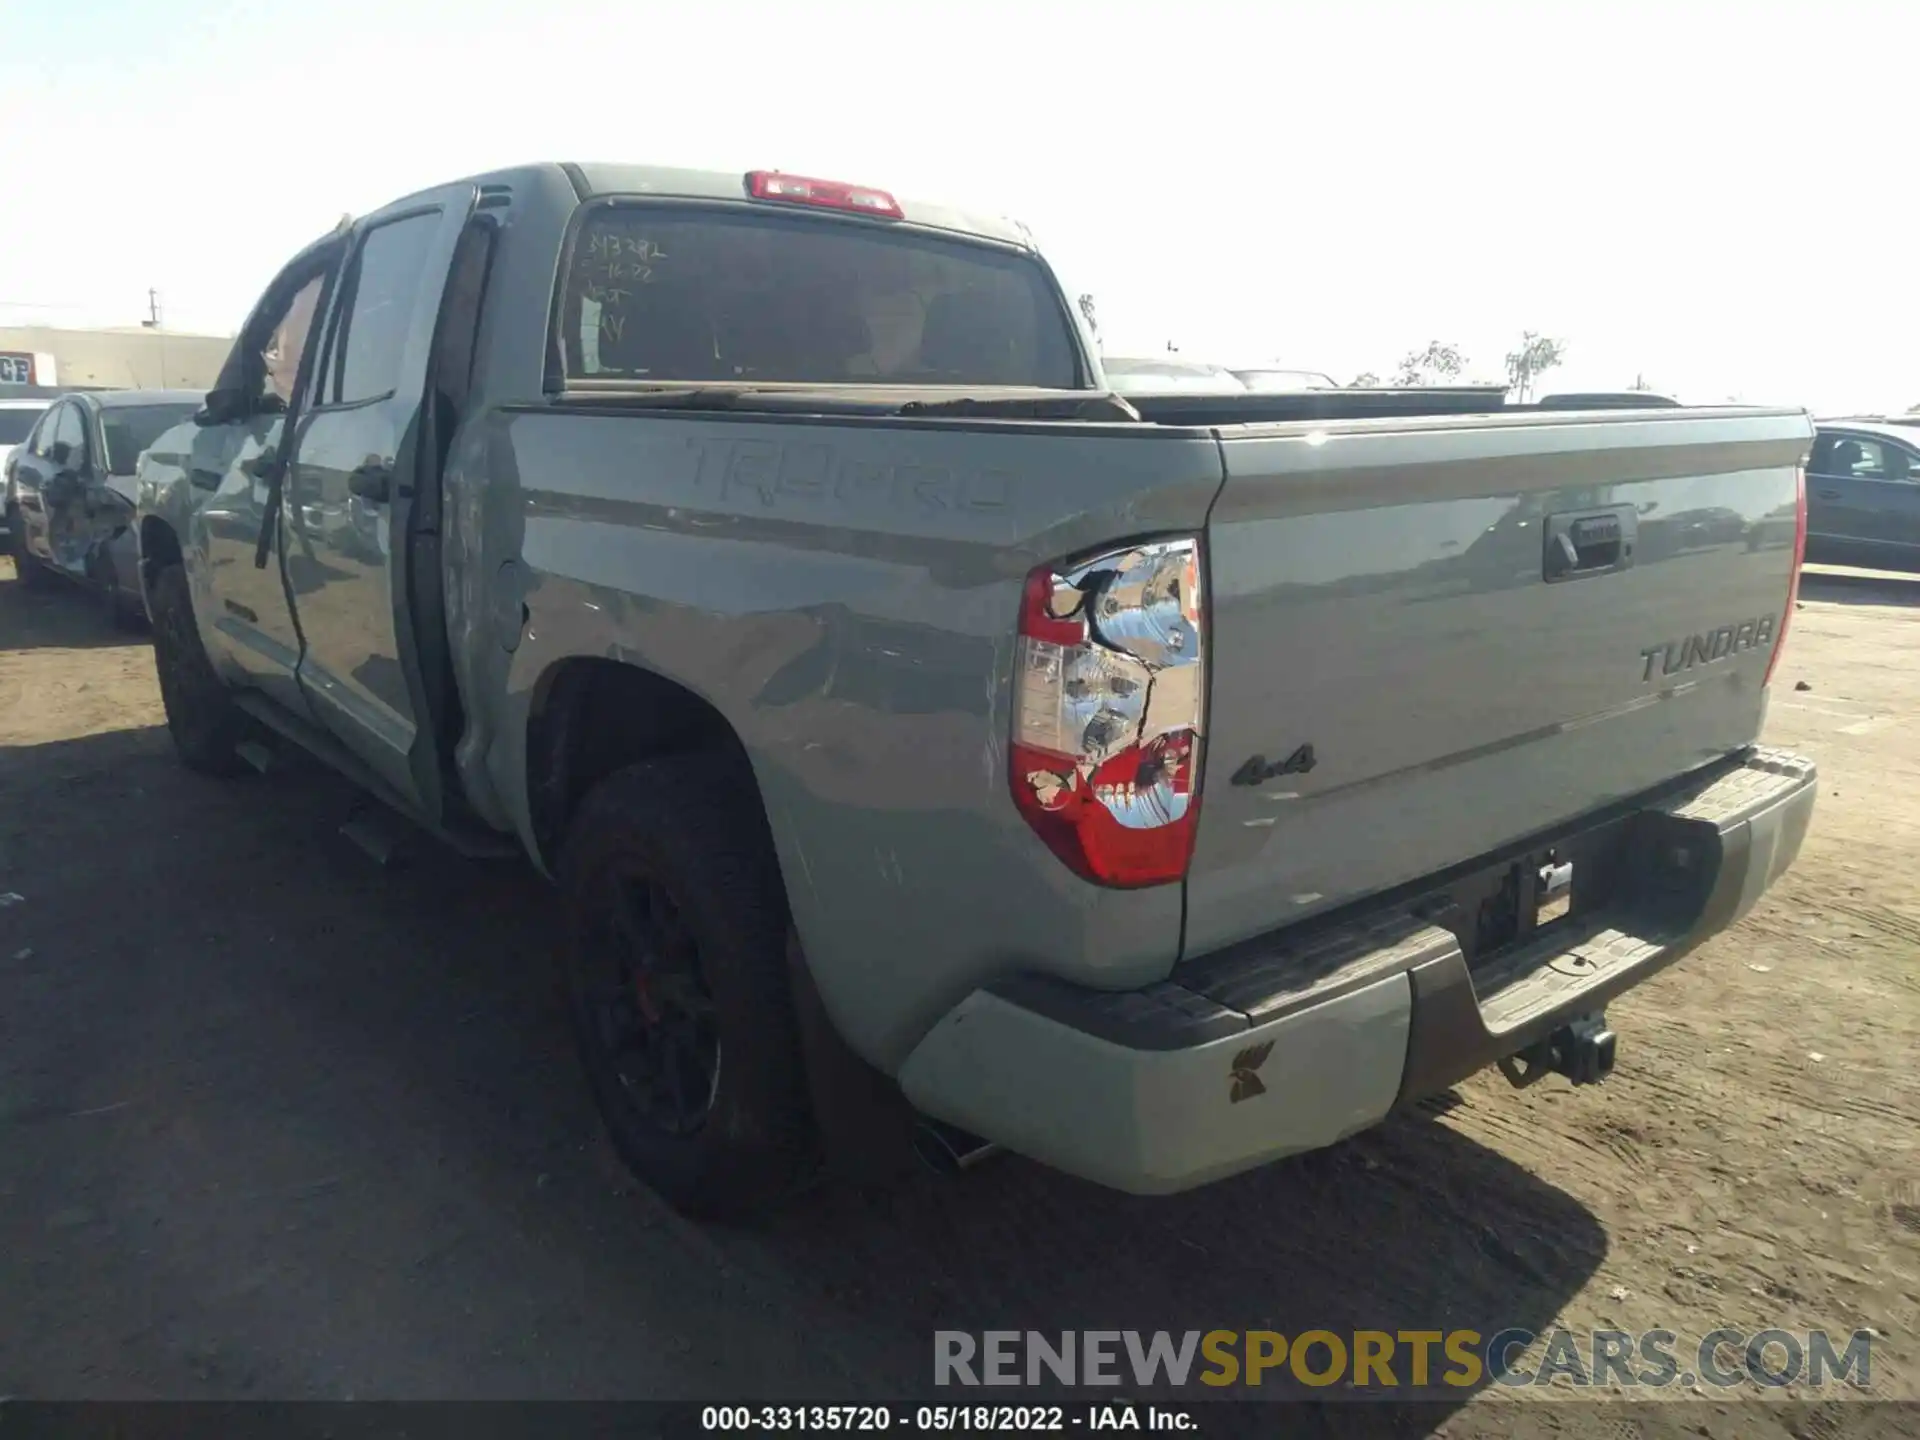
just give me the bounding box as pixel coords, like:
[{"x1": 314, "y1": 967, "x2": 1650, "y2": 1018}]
[
  {"x1": 6, "y1": 507, "x2": 56, "y2": 589},
  {"x1": 148, "y1": 563, "x2": 252, "y2": 776},
  {"x1": 557, "y1": 753, "x2": 816, "y2": 1219}
]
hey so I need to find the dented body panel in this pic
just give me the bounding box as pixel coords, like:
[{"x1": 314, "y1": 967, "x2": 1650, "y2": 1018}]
[
  {"x1": 456, "y1": 408, "x2": 1224, "y2": 1064},
  {"x1": 132, "y1": 161, "x2": 1818, "y2": 1197}
]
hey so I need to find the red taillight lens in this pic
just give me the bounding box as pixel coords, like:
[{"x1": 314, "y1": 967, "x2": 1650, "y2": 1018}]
[
  {"x1": 745, "y1": 170, "x2": 903, "y2": 220},
  {"x1": 1764, "y1": 463, "x2": 1808, "y2": 690},
  {"x1": 1010, "y1": 539, "x2": 1205, "y2": 888}
]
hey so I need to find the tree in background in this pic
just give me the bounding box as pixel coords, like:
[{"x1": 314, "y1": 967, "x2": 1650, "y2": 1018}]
[
  {"x1": 1504, "y1": 332, "x2": 1566, "y2": 403},
  {"x1": 1394, "y1": 341, "x2": 1467, "y2": 387},
  {"x1": 1348, "y1": 371, "x2": 1381, "y2": 388}
]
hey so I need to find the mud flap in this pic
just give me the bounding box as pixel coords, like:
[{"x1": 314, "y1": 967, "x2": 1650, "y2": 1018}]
[{"x1": 785, "y1": 932, "x2": 920, "y2": 1184}]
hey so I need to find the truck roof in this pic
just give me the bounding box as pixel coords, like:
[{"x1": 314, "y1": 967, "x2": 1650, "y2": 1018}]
[
  {"x1": 400, "y1": 162, "x2": 1036, "y2": 252},
  {"x1": 569, "y1": 163, "x2": 1034, "y2": 249}
]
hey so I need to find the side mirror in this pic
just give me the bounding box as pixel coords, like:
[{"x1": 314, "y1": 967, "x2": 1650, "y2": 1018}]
[{"x1": 48, "y1": 440, "x2": 71, "y2": 468}]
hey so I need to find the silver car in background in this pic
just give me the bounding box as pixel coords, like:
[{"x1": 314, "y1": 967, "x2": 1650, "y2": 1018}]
[
  {"x1": 1805, "y1": 418, "x2": 1920, "y2": 574},
  {"x1": 5, "y1": 389, "x2": 202, "y2": 624}
]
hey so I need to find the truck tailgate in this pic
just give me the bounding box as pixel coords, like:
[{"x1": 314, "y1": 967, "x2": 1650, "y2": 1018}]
[{"x1": 1185, "y1": 408, "x2": 1812, "y2": 957}]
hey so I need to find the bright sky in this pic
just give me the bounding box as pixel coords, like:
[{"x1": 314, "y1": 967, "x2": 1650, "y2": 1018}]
[{"x1": 1, "y1": 0, "x2": 1910, "y2": 413}]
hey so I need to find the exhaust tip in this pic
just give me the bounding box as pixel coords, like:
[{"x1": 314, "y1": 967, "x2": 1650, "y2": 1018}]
[{"x1": 912, "y1": 1118, "x2": 1001, "y2": 1175}]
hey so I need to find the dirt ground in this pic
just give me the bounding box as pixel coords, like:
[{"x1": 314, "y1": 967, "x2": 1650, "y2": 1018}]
[{"x1": 1, "y1": 554, "x2": 1915, "y2": 1435}]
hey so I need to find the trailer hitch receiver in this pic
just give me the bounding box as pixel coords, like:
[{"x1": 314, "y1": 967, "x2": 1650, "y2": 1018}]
[{"x1": 1498, "y1": 1012, "x2": 1617, "y2": 1089}]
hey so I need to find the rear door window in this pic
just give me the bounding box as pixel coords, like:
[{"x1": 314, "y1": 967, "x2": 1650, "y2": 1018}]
[
  {"x1": 101, "y1": 404, "x2": 198, "y2": 476},
  {"x1": 1839, "y1": 438, "x2": 1889, "y2": 479},
  {"x1": 558, "y1": 205, "x2": 1079, "y2": 388},
  {"x1": 321, "y1": 211, "x2": 442, "y2": 405}
]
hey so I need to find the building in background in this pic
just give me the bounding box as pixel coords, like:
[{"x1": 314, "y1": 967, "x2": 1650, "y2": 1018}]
[{"x1": 0, "y1": 324, "x2": 231, "y2": 400}]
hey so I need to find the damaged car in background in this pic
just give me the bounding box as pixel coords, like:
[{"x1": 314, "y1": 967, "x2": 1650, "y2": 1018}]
[{"x1": 6, "y1": 389, "x2": 202, "y2": 625}]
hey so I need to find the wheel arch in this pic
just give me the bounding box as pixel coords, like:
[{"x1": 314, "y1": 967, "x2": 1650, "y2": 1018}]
[{"x1": 523, "y1": 655, "x2": 775, "y2": 878}]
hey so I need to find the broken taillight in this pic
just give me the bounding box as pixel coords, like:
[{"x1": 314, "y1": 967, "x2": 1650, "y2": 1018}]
[
  {"x1": 1764, "y1": 462, "x2": 1808, "y2": 690},
  {"x1": 1010, "y1": 539, "x2": 1206, "y2": 888}
]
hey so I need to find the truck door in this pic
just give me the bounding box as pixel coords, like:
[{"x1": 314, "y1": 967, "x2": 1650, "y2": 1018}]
[
  {"x1": 188, "y1": 257, "x2": 336, "y2": 719},
  {"x1": 283, "y1": 184, "x2": 478, "y2": 815}
]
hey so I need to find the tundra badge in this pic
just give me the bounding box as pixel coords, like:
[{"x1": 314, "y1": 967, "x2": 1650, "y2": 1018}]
[{"x1": 1640, "y1": 615, "x2": 1776, "y2": 683}]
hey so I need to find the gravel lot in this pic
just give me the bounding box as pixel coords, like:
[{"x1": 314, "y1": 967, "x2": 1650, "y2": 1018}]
[{"x1": 1, "y1": 555, "x2": 1914, "y2": 1435}]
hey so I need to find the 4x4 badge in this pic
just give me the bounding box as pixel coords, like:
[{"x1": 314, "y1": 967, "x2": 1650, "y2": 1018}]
[
  {"x1": 1229, "y1": 1041, "x2": 1274, "y2": 1103},
  {"x1": 1231, "y1": 744, "x2": 1316, "y2": 787}
]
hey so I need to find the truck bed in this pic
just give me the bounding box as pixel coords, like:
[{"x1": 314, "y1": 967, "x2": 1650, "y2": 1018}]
[{"x1": 478, "y1": 396, "x2": 1808, "y2": 1066}]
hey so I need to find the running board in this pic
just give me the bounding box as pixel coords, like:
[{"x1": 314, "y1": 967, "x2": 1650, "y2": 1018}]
[{"x1": 230, "y1": 692, "x2": 519, "y2": 861}]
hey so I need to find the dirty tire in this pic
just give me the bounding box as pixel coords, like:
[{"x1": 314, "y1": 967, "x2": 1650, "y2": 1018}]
[
  {"x1": 558, "y1": 753, "x2": 816, "y2": 1220},
  {"x1": 148, "y1": 563, "x2": 252, "y2": 777},
  {"x1": 7, "y1": 508, "x2": 57, "y2": 589}
]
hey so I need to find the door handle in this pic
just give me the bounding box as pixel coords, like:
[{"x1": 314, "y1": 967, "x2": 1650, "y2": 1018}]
[
  {"x1": 1543, "y1": 506, "x2": 1637, "y2": 581},
  {"x1": 347, "y1": 463, "x2": 392, "y2": 504},
  {"x1": 1818, "y1": 488, "x2": 1841, "y2": 500}
]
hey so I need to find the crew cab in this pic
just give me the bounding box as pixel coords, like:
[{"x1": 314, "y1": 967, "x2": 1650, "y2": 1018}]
[{"x1": 136, "y1": 163, "x2": 1818, "y2": 1217}]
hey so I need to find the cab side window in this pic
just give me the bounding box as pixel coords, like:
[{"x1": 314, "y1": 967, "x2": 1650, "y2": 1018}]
[
  {"x1": 1843, "y1": 439, "x2": 1890, "y2": 479},
  {"x1": 206, "y1": 239, "x2": 341, "y2": 421},
  {"x1": 262, "y1": 274, "x2": 327, "y2": 410},
  {"x1": 50, "y1": 404, "x2": 87, "y2": 469},
  {"x1": 1820, "y1": 437, "x2": 1896, "y2": 481}
]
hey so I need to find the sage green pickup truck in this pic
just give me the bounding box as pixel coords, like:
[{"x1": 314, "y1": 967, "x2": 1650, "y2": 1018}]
[{"x1": 135, "y1": 162, "x2": 1817, "y2": 1218}]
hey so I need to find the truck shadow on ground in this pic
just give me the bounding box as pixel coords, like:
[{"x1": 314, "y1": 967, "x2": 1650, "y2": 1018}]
[
  {"x1": 1800, "y1": 567, "x2": 1920, "y2": 608},
  {"x1": 0, "y1": 726, "x2": 1601, "y2": 1420},
  {"x1": 0, "y1": 561, "x2": 147, "y2": 652}
]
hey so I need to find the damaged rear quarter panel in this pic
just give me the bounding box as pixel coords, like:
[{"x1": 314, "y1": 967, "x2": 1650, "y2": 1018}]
[{"x1": 448, "y1": 405, "x2": 1225, "y2": 1069}]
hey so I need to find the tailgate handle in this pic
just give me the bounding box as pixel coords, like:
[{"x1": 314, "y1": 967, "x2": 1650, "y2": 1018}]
[{"x1": 1544, "y1": 507, "x2": 1636, "y2": 582}]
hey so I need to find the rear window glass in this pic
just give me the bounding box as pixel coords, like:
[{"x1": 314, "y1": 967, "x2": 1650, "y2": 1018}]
[
  {"x1": 101, "y1": 404, "x2": 197, "y2": 476},
  {"x1": 0, "y1": 407, "x2": 46, "y2": 445},
  {"x1": 558, "y1": 206, "x2": 1079, "y2": 388}
]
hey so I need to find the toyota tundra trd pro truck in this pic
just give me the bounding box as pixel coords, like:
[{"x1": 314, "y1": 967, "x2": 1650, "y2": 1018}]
[{"x1": 135, "y1": 163, "x2": 1817, "y2": 1217}]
